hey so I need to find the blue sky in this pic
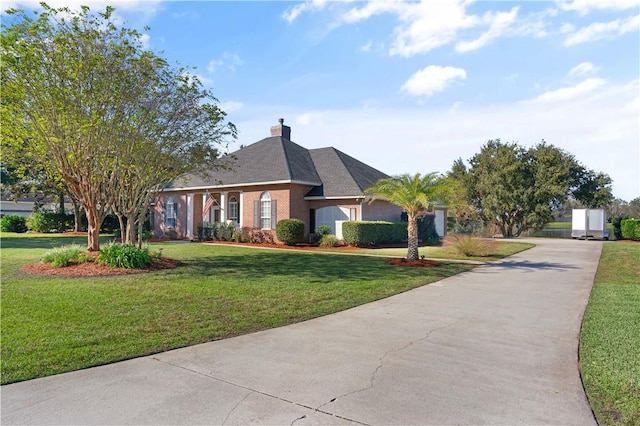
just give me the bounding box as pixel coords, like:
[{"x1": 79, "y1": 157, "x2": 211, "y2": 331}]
[{"x1": 7, "y1": 0, "x2": 640, "y2": 201}]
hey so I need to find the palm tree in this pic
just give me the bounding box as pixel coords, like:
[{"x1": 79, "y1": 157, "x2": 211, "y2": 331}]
[{"x1": 364, "y1": 172, "x2": 450, "y2": 261}]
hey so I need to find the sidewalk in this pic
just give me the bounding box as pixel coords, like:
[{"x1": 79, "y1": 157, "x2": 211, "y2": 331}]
[{"x1": 1, "y1": 238, "x2": 601, "y2": 425}]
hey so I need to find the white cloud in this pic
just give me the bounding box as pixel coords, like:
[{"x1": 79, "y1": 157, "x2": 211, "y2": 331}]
[
  {"x1": 558, "y1": 0, "x2": 639, "y2": 15},
  {"x1": 219, "y1": 101, "x2": 243, "y2": 113},
  {"x1": 139, "y1": 33, "x2": 150, "y2": 49},
  {"x1": 401, "y1": 65, "x2": 467, "y2": 98},
  {"x1": 569, "y1": 62, "x2": 598, "y2": 78},
  {"x1": 207, "y1": 52, "x2": 243, "y2": 74},
  {"x1": 529, "y1": 78, "x2": 606, "y2": 103},
  {"x1": 282, "y1": 0, "x2": 328, "y2": 24},
  {"x1": 564, "y1": 14, "x2": 640, "y2": 46},
  {"x1": 456, "y1": 7, "x2": 519, "y2": 53},
  {"x1": 237, "y1": 80, "x2": 638, "y2": 200},
  {"x1": 296, "y1": 112, "x2": 323, "y2": 126},
  {"x1": 389, "y1": 1, "x2": 478, "y2": 56},
  {"x1": 360, "y1": 40, "x2": 373, "y2": 52}
]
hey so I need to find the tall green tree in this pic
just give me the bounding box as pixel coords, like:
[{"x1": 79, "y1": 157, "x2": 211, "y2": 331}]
[
  {"x1": 1, "y1": 4, "x2": 235, "y2": 249},
  {"x1": 451, "y1": 139, "x2": 613, "y2": 237},
  {"x1": 365, "y1": 173, "x2": 450, "y2": 261}
]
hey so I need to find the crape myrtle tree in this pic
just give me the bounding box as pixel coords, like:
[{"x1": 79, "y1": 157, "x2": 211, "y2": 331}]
[
  {"x1": 364, "y1": 173, "x2": 452, "y2": 261},
  {"x1": 450, "y1": 139, "x2": 613, "y2": 237},
  {"x1": 1, "y1": 4, "x2": 236, "y2": 250}
]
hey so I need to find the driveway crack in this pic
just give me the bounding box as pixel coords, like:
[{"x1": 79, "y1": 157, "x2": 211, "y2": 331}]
[
  {"x1": 222, "y1": 390, "x2": 253, "y2": 425},
  {"x1": 316, "y1": 321, "x2": 458, "y2": 413}
]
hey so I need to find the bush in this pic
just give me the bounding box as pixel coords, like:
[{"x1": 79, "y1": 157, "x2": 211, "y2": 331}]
[
  {"x1": 317, "y1": 225, "x2": 331, "y2": 237},
  {"x1": 164, "y1": 229, "x2": 178, "y2": 239},
  {"x1": 611, "y1": 216, "x2": 625, "y2": 240},
  {"x1": 0, "y1": 214, "x2": 27, "y2": 233},
  {"x1": 97, "y1": 243, "x2": 153, "y2": 269},
  {"x1": 319, "y1": 234, "x2": 340, "y2": 247},
  {"x1": 26, "y1": 211, "x2": 66, "y2": 233},
  {"x1": 342, "y1": 221, "x2": 402, "y2": 246},
  {"x1": 41, "y1": 244, "x2": 84, "y2": 268},
  {"x1": 276, "y1": 218, "x2": 305, "y2": 245},
  {"x1": 450, "y1": 235, "x2": 495, "y2": 257},
  {"x1": 250, "y1": 229, "x2": 274, "y2": 244},
  {"x1": 620, "y1": 219, "x2": 640, "y2": 241}
]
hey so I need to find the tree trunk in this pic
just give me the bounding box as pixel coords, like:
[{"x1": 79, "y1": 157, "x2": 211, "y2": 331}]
[
  {"x1": 57, "y1": 191, "x2": 65, "y2": 232},
  {"x1": 72, "y1": 201, "x2": 82, "y2": 232},
  {"x1": 125, "y1": 213, "x2": 136, "y2": 245},
  {"x1": 116, "y1": 213, "x2": 125, "y2": 243},
  {"x1": 86, "y1": 207, "x2": 103, "y2": 251},
  {"x1": 407, "y1": 215, "x2": 419, "y2": 261}
]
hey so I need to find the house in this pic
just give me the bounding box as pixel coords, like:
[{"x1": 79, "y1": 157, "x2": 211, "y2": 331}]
[{"x1": 152, "y1": 119, "x2": 403, "y2": 241}]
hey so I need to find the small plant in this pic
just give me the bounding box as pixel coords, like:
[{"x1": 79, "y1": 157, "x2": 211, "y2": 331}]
[
  {"x1": 164, "y1": 229, "x2": 178, "y2": 239},
  {"x1": 1, "y1": 214, "x2": 28, "y2": 233},
  {"x1": 97, "y1": 243, "x2": 153, "y2": 269},
  {"x1": 450, "y1": 235, "x2": 495, "y2": 257},
  {"x1": 319, "y1": 234, "x2": 340, "y2": 247},
  {"x1": 276, "y1": 218, "x2": 305, "y2": 245},
  {"x1": 41, "y1": 244, "x2": 84, "y2": 268},
  {"x1": 317, "y1": 225, "x2": 331, "y2": 236}
]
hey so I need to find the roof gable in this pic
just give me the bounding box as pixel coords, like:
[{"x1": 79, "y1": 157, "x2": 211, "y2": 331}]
[{"x1": 307, "y1": 148, "x2": 389, "y2": 198}]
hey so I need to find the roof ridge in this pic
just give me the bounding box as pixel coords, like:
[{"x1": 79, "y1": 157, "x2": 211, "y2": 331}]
[
  {"x1": 330, "y1": 147, "x2": 367, "y2": 192},
  {"x1": 278, "y1": 137, "x2": 294, "y2": 180}
]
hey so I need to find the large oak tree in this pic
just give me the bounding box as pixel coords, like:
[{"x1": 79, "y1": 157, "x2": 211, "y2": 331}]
[
  {"x1": 450, "y1": 139, "x2": 613, "y2": 237},
  {"x1": 1, "y1": 4, "x2": 236, "y2": 249}
]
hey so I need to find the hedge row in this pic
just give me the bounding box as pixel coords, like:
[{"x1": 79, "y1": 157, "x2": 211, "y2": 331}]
[
  {"x1": 343, "y1": 215, "x2": 439, "y2": 247},
  {"x1": 620, "y1": 219, "x2": 640, "y2": 241}
]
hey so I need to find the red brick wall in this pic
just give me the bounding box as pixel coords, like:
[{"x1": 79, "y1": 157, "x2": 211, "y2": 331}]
[{"x1": 362, "y1": 200, "x2": 403, "y2": 222}]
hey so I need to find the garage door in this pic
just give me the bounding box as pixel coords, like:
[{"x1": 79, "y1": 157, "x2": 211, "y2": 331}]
[{"x1": 316, "y1": 206, "x2": 350, "y2": 239}]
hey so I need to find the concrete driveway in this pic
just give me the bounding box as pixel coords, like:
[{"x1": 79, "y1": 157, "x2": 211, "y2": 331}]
[{"x1": 1, "y1": 238, "x2": 602, "y2": 425}]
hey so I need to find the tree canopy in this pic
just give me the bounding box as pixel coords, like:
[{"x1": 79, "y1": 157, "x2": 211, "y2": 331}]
[
  {"x1": 1, "y1": 4, "x2": 236, "y2": 249},
  {"x1": 365, "y1": 173, "x2": 451, "y2": 260},
  {"x1": 449, "y1": 139, "x2": 613, "y2": 237}
]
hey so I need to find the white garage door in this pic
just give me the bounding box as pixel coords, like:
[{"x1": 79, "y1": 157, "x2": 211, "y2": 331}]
[{"x1": 316, "y1": 206, "x2": 350, "y2": 239}]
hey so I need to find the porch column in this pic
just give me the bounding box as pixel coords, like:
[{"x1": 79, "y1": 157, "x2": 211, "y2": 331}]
[
  {"x1": 220, "y1": 191, "x2": 227, "y2": 223},
  {"x1": 186, "y1": 193, "x2": 194, "y2": 239},
  {"x1": 239, "y1": 192, "x2": 244, "y2": 227}
]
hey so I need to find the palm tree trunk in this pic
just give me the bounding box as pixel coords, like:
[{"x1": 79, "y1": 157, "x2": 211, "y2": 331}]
[{"x1": 407, "y1": 216, "x2": 419, "y2": 260}]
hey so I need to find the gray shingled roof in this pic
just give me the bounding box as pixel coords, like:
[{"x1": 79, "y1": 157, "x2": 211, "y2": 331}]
[
  {"x1": 170, "y1": 135, "x2": 389, "y2": 198},
  {"x1": 306, "y1": 148, "x2": 389, "y2": 197}
]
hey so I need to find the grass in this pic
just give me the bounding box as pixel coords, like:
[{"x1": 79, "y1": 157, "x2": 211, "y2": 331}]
[
  {"x1": 580, "y1": 241, "x2": 640, "y2": 426},
  {"x1": 0, "y1": 232, "x2": 482, "y2": 385},
  {"x1": 334, "y1": 239, "x2": 534, "y2": 261}
]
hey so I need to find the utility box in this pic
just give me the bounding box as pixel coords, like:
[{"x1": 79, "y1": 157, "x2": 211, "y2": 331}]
[{"x1": 571, "y1": 209, "x2": 609, "y2": 240}]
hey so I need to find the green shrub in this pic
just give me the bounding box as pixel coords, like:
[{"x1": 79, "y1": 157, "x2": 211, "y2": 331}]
[
  {"x1": 620, "y1": 219, "x2": 640, "y2": 241},
  {"x1": 317, "y1": 225, "x2": 331, "y2": 236},
  {"x1": 41, "y1": 244, "x2": 84, "y2": 268},
  {"x1": 97, "y1": 243, "x2": 153, "y2": 269},
  {"x1": 319, "y1": 234, "x2": 340, "y2": 247},
  {"x1": 342, "y1": 221, "x2": 407, "y2": 246},
  {"x1": 164, "y1": 229, "x2": 178, "y2": 239},
  {"x1": 218, "y1": 222, "x2": 235, "y2": 241},
  {"x1": 450, "y1": 235, "x2": 495, "y2": 257},
  {"x1": 610, "y1": 216, "x2": 625, "y2": 240},
  {"x1": 0, "y1": 214, "x2": 27, "y2": 233},
  {"x1": 276, "y1": 218, "x2": 305, "y2": 245},
  {"x1": 26, "y1": 211, "x2": 69, "y2": 233}
]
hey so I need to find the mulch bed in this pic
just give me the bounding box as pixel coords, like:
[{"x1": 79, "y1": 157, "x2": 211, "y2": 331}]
[
  {"x1": 21, "y1": 257, "x2": 180, "y2": 278},
  {"x1": 385, "y1": 258, "x2": 441, "y2": 268}
]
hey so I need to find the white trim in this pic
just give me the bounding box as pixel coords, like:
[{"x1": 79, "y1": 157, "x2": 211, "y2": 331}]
[
  {"x1": 186, "y1": 193, "x2": 193, "y2": 239},
  {"x1": 162, "y1": 179, "x2": 322, "y2": 192},
  {"x1": 220, "y1": 192, "x2": 227, "y2": 223},
  {"x1": 239, "y1": 192, "x2": 244, "y2": 227},
  {"x1": 304, "y1": 196, "x2": 366, "y2": 201}
]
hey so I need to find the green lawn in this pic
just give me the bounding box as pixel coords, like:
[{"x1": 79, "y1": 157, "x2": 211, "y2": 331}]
[
  {"x1": 1, "y1": 232, "x2": 483, "y2": 384},
  {"x1": 580, "y1": 241, "x2": 640, "y2": 426},
  {"x1": 335, "y1": 240, "x2": 534, "y2": 261}
]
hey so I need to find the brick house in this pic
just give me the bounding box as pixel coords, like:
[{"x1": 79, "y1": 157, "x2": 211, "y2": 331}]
[{"x1": 152, "y1": 119, "x2": 403, "y2": 241}]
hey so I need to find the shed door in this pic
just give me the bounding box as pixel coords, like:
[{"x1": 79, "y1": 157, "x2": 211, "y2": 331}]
[{"x1": 316, "y1": 207, "x2": 350, "y2": 239}]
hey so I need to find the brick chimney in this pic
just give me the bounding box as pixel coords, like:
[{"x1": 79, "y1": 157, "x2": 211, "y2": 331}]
[{"x1": 270, "y1": 118, "x2": 291, "y2": 139}]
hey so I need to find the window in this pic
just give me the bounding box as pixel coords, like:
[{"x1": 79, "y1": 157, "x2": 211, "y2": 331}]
[
  {"x1": 260, "y1": 192, "x2": 271, "y2": 229},
  {"x1": 166, "y1": 197, "x2": 177, "y2": 228},
  {"x1": 229, "y1": 196, "x2": 239, "y2": 223}
]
